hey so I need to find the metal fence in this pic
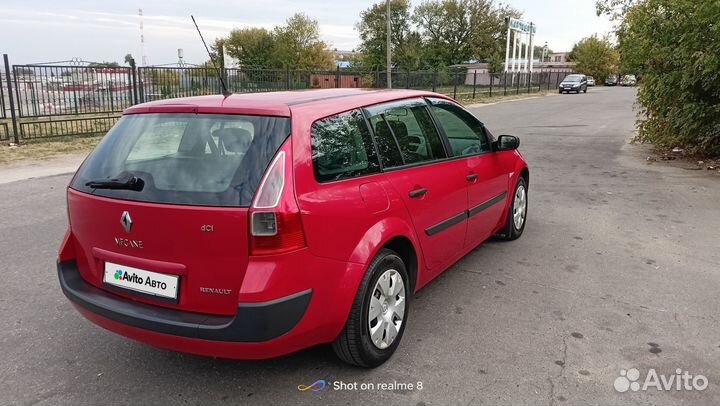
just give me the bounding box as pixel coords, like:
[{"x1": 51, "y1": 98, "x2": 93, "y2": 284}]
[
  {"x1": 0, "y1": 70, "x2": 7, "y2": 142},
  {"x1": 12, "y1": 65, "x2": 134, "y2": 117},
  {"x1": 1, "y1": 53, "x2": 573, "y2": 143}
]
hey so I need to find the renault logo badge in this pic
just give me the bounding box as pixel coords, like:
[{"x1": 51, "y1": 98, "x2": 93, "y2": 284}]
[{"x1": 120, "y1": 211, "x2": 133, "y2": 233}]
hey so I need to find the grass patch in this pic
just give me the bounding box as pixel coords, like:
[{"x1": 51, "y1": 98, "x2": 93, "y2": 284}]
[
  {"x1": 456, "y1": 90, "x2": 552, "y2": 105},
  {"x1": 0, "y1": 135, "x2": 102, "y2": 165}
]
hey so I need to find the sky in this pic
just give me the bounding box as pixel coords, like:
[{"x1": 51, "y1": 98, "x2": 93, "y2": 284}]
[{"x1": 0, "y1": 0, "x2": 615, "y2": 65}]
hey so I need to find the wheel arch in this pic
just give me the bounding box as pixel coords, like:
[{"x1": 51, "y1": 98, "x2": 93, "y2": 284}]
[
  {"x1": 519, "y1": 166, "x2": 529, "y2": 186},
  {"x1": 348, "y1": 217, "x2": 423, "y2": 294},
  {"x1": 379, "y1": 236, "x2": 418, "y2": 294}
]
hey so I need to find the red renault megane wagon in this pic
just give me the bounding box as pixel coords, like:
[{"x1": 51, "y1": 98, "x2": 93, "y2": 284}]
[{"x1": 57, "y1": 88, "x2": 529, "y2": 367}]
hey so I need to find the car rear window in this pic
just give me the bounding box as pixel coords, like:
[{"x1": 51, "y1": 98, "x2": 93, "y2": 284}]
[{"x1": 71, "y1": 113, "x2": 291, "y2": 207}]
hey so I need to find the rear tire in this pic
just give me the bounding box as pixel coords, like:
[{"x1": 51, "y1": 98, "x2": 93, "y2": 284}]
[
  {"x1": 332, "y1": 249, "x2": 410, "y2": 368},
  {"x1": 494, "y1": 176, "x2": 528, "y2": 241}
]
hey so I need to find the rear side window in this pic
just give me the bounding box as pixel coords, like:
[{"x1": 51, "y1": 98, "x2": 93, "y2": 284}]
[
  {"x1": 311, "y1": 110, "x2": 380, "y2": 183},
  {"x1": 428, "y1": 98, "x2": 490, "y2": 156},
  {"x1": 365, "y1": 99, "x2": 446, "y2": 168},
  {"x1": 71, "y1": 113, "x2": 291, "y2": 207}
]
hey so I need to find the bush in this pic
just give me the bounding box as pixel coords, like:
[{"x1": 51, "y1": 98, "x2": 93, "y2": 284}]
[{"x1": 612, "y1": 0, "x2": 720, "y2": 156}]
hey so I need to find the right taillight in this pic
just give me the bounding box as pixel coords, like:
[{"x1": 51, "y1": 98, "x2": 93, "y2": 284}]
[{"x1": 249, "y1": 148, "x2": 306, "y2": 256}]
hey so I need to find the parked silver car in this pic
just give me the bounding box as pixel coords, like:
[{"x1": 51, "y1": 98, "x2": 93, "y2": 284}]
[{"x1": 621, "y1": 75, "x2": 637, "y2": 86}]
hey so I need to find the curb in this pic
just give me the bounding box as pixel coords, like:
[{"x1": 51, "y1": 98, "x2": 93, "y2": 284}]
[{"x1": 464, "y1": 92, "x2": 559, "y2": 108}]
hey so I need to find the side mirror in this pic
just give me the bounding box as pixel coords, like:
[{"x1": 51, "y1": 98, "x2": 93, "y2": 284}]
[{"x1": 495, "y1": 135, "x2": 520, "y2": 151}]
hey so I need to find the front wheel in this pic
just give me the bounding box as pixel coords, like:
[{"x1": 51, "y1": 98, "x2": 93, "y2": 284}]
[
  {"x1": 494, "y1": 176, "x2": 528, "y2": 241},
  {"x1": 332, "y1": 249, "x2": 410, "y2": 367}
]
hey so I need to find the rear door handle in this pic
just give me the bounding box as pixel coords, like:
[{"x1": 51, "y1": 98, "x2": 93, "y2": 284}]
[
  {"x1": 408, "y1": 188, "x2": 428, "y2": 198},
  {"x1": 466, "y1": 174, "x2": 478, "y2": 182}
]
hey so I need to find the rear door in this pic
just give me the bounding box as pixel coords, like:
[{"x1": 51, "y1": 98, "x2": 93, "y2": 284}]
[
  {"x1": 427, "y1": 98, "x2": 508, "y2": 248},
  {"x1": 68, "y1": 113, "x2": 290, "y2": 315},
  {"x1": 364, "y1": 99, "x2": 468, "y2": 273}
]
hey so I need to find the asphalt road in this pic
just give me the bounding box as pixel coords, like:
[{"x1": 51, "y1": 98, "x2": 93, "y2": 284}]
[{"x1": 1, "y1": 87, "x2": 719, "y2": 406}]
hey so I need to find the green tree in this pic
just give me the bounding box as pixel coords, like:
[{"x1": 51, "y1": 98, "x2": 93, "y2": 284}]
[
  {"x1": 413, "y1": 0, "x2": 474, "y2": 66},
  {"x1": 271, "y1": 13, "x2": 335, "y2": 70},
  {"x1": 222, "y1": 27, "x2": 275, "y2": 67},
  {"x1": 220, "y1": 14, "x2": 333, "y2": 70},
  {"x1": 124, "y1": 54, "x2": 135, "y2": 65},
  {"x1": 469, "y1": 1, "x2": 522, "y2": 62},
  {"x1": 598, "y1": 0, "x2": 720, "y2": 155},
  {"x1": 568, "y1": 35, "x2": 619, "y2": 81},
  {"x1": 356, "y1": 0, "x2": 419, "y2": 71},
  {"x1": 487, "y1": 54, "x2": 504, "y2": 75}
]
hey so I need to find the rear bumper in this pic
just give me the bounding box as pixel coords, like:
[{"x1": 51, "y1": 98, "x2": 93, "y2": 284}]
[{"x1": 58, "y1": 260, "x2": 311, "y2": 343}]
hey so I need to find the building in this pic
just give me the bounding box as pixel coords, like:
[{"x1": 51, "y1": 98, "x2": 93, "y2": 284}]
[
  {"x1": 547, "y1": 52, "x2": 571, "y2": 63},
  {"x1": 333, "y1": 49, "x2": 357, "y2": 61},
  {"x1": 333, "y1": 49, "x2": 357, "y2": 69},
  {"x1": 459, "y1": 62, "x2": 576, "y2": 86}
]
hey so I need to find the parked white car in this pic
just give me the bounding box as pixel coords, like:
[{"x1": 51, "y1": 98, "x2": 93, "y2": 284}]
[{"x1": 587, "y1": 76, "x2": 596, "y2": 87}]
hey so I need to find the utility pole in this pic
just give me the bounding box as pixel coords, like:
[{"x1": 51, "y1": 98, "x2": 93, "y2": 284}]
[
  {"x1": 386, "y1": 0, "x2": 392, "y2": 89},
  {"x1": 504, "y1": 17, "x2": 511, "y2": 72},
  {"x1": 528, "y1": 22, "x2": 535, "y2": 74},
  {"x1": 138, "y1": 8, "x2": 147, "y2": 66}
]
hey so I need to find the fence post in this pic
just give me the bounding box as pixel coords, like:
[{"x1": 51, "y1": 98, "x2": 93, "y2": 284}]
[
  {"x1": 218, "y1": 42, "x2": 226, "y2": 94},
  {"x1": 453, "y1": 70, "x2": 458, "y2": 99},
  {"x1": 109, "y1": 83, "x2": 114, "y2": 111},
  {"x1": 548, "y1": 71, "x2": 552, "y2": 91},
  {"x1": 129, "y1": 58, "x2": 138, "y2": 105},
  {"x1": 538, "y1": 72, "x2": 542, "y2": 92},
  {"x1": 405, "y1": 70, "x2": 410, "y2": 89},
  {"x1": 286, "y1": 68, "x2": 290, "y2": 90},
  {"x1": 527, "y1": 73, "x2": 531, "y2": 94},
  {"x1": 139, "y1": 68, "x2": 145, "y2": 103},
  {"x1": 432, "y1": 71, "x2": 437, "y2": 92},
  {"x1": 472, "y1": 70, "x2": 477, "y2": 99},
  {"x1": 3, "y1": 54, "x2": 19, "y2": 144},
  {"x1": 335, "y1": 66, "x2": 340, "y2": 88},
  {"x1": 72, "y1": 79, "x2": 79, "y2": 114},
  {"x1": 545, "y1": 71, "x2": 549, "y2": 91},
  {"x1": 504, "y1": 71, "x2": 508, "y2": 96}
]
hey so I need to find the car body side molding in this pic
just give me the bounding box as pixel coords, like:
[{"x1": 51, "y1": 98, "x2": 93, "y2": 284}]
[{"x1": 425, "y1": 191, "x2": 509, "y2": 237}]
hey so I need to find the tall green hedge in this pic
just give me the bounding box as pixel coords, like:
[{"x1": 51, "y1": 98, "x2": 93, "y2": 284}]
[{"x1": 615, "y1": 0, "x2": 720, "y2": 156}]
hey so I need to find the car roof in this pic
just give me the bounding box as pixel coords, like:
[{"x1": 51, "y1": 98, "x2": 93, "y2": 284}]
[{"x1": 123, "y1": 88, "x2": 454, "y2": 118}]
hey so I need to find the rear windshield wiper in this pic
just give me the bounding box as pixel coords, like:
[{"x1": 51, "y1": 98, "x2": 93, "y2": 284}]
[{"x1": 86, "y1": 173, "x2": 145, "y2": 191}]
